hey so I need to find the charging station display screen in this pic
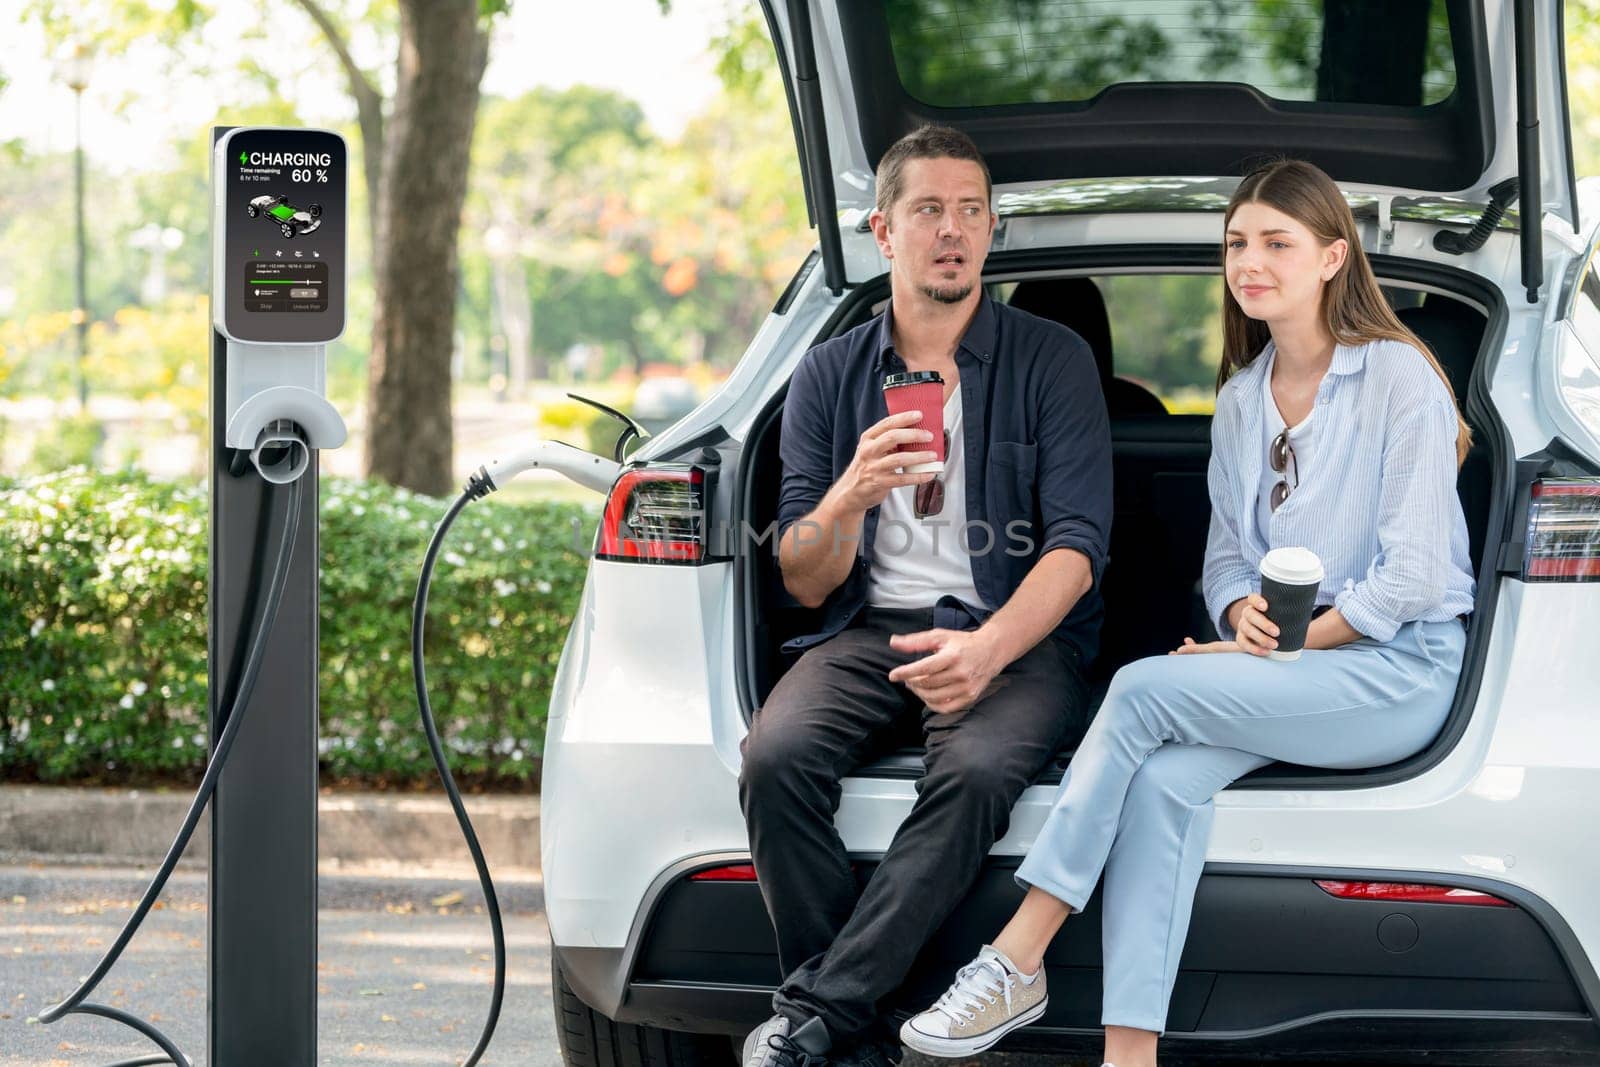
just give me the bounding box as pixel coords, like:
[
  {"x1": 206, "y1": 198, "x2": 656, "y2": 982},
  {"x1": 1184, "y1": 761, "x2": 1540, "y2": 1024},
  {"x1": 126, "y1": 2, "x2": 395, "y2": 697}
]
[{"x1": 219, "y1": 128, "x2": 345, "y2": 344}]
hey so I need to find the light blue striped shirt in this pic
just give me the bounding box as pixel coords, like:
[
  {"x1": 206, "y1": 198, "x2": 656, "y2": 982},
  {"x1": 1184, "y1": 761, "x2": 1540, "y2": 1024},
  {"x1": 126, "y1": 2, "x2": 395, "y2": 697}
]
[{"x1": 1203, "y1": 337, "x2": 1477, "y2": 644}]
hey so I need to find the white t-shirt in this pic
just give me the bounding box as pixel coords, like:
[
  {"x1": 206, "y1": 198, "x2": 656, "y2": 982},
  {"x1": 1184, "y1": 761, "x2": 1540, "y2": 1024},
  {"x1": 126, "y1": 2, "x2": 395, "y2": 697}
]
[
  {"x1": 1257, "y1": 362, "x2": 1316, "y2": 545},
  {"x1": 867, "y1": 389, "x2": 984, "y2": 611}
]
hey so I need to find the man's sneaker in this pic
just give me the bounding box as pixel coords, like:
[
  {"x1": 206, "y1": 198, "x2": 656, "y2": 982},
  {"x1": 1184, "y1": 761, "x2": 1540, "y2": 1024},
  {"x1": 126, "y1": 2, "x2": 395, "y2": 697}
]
[
  {"x1": 742, "y1": 1013, "x2": 832, "y2": 1067},
  {"x1": 898, "y1": 945, "x2": 1047, "y2": 1058}
]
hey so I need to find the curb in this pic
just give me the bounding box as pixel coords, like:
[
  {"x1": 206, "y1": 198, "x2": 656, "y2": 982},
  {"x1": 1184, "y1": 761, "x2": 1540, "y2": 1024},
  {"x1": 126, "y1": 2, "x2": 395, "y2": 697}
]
[{"x1": 0, "y1": 785, "x2": 540, "y2": 874}]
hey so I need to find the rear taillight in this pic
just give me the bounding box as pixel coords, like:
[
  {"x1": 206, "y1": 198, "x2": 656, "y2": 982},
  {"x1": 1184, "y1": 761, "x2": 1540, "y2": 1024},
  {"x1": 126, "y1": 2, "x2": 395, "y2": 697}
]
[
  {"x1": 1523, "y1": 478, "x2": 1600, "y2": 580},
  {"x1": 688, "y1": 864, "x2": 758, "y2": 882},
  {"x1": 686, "y1": 862, "x2": 856, "y2": 882},
  {"x1": 596, "y1": 465, "x2": 709, "y2": 564},
  {"x1": 1314, "y1": 880, "x2": 1513, "y2": 908}
]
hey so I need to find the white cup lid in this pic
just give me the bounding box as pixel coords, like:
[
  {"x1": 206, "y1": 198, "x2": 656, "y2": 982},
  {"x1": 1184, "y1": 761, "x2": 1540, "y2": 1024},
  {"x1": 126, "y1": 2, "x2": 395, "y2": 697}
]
[{"x1": 1260, "y1": 546, "x2": 1324, "y2": 585}]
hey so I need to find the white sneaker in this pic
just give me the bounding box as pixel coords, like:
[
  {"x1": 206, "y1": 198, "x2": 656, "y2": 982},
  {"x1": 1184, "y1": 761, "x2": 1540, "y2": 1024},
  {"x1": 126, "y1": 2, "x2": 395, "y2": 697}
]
[
  {"x1": 743, "y1": 1014, "x2": 792, "y2": 1067},
  {"x1": 742, "y1": 1013, "x2": 831, "y2": 1067},
  {"x1": 898, "y1": 945, "x2": 1047, "y2": 1058}
]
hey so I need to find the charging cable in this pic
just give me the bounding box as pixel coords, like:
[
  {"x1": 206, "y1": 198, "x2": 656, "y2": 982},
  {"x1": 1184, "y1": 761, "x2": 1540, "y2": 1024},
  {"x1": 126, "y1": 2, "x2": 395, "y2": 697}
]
[
  {"x1": 409, "y1": 472, "x2": 506, "y2": 1067},
  {"x1": 36, "y1": 467, "x2": 305, "y2": 1067},
  {"x1": 405, "y1": 440, "x2": 621, "y2": 1064}
]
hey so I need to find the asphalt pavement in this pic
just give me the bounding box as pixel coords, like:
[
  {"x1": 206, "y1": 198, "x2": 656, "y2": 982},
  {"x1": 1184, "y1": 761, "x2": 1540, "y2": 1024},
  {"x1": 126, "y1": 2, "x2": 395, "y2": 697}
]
[{"x1": 0, "y1": 863, "x2": 554, "y2": 1066}]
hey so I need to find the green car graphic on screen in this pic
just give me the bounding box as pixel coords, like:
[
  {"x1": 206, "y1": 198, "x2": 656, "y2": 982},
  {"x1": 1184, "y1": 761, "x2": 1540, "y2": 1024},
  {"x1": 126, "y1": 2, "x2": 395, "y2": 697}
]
[{"x1": 247, "y1": 194, "x2": 323, "y2": 238}]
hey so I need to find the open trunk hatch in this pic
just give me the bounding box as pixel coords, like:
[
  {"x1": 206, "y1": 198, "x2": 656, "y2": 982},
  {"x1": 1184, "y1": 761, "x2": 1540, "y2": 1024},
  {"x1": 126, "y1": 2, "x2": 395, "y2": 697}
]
[{"x1": 765, "y1": 0, "x2": 1577, "y2": 291}]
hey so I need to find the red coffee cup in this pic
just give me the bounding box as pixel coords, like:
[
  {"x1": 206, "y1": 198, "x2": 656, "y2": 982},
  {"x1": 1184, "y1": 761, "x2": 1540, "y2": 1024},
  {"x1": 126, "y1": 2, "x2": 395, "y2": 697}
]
[{"x1": 882, "y1": 370, "x2": 946, "y2": 474}]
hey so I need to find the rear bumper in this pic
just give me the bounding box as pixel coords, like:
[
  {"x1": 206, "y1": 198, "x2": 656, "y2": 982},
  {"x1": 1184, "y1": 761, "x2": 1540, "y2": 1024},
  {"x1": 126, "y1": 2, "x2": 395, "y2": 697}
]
[{"x1": 555, "y1": 859, "x2": 1600, "y2": 1061}]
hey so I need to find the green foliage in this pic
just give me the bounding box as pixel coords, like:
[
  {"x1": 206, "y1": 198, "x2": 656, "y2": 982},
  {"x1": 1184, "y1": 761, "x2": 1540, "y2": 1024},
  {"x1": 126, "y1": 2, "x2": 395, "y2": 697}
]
[
  {"x1": 25, "y1": 0, "x2": 210, "y2": 52},
  {"x1": 27, "y1": 414, "x2": 103, "y2": 471},
  {"x1": 318, "y1": 477, "x2": 595, "y2": 783},
  {"x1": 88, "y1": 297, "x2": 211, "y2": 434},
  {"x1": 1, "y1": 469, "x2": 597, "y2": 785},
  {"x1": 1570, "y1": 0, "x2": 1600, "y2": 178},
  {"x1": 537, "y1": 394, "x2": 615, "y2": 455},
  {"x1": 0, "y1": 151, "x2": 83, "y2": 327},
  {"x1": 708, "y1": 10, "x2": 778, "y2": 96},
  {"x1": 535, "y1": 390, "x2": 653, "y2": 457},
  {"x1": 0, "y1": 140, "x2": 212, "y2": 356},
  {"x1": 1, "y1": 470, "x2": 210, "y2": 782},
  {"x1": 477, "y1": 84, "x2": 649, "y2": 175},
  {"x1": 459, "y1": 19, "x2": 812, "y2": 384},
  {"x1": 1099, "y1": 274, "x2": 1223, "y2": 406},
  {"x1": 464, "y1": 86, "x2": 665, "y2": 378}
]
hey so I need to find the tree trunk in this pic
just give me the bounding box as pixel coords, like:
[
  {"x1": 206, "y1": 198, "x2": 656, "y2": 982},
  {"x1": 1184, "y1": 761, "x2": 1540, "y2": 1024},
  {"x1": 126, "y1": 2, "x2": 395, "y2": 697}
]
[{"x1": 365, "y1": 0, "x2": 490, "y2": 495}]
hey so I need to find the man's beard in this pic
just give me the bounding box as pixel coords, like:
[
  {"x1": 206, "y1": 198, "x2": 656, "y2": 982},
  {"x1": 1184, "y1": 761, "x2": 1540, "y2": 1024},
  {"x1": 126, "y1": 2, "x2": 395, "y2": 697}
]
[{"x1": 919, "y1": 281, "x2": 973, "y2": 304}]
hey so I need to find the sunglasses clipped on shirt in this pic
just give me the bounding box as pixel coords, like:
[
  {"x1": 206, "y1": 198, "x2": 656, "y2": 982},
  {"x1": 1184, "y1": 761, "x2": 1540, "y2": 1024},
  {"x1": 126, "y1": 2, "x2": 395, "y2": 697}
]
[
  {"x1": 914, "y1": 430, "x2": 950, "y2": 519},
  {"x1": 1270, "y1": 427, "x2": 1299, "y2": 512}
]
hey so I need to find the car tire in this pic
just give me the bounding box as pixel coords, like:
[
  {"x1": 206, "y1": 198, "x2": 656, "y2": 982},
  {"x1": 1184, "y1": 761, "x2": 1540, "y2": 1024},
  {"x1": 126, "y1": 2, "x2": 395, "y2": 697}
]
[
  {"x1": 281, "y1": 224, "x2": 294, "y2": 238},
  {"x1": 309, "y1": 203, "x2": 322, "y2": 218},
  {"x1": 247, "y1": 205, "x2": 259, "y2": 217},
  {"x1": 553, "y1": 955, "x2": 733, "y2": 1066}
]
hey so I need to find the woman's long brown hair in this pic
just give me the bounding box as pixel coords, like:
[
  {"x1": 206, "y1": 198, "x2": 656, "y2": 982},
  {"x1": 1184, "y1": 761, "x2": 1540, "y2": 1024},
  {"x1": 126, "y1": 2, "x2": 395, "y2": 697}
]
[{"x1": 1218, "y1": 159, "x2": 1472, "y2": 467}]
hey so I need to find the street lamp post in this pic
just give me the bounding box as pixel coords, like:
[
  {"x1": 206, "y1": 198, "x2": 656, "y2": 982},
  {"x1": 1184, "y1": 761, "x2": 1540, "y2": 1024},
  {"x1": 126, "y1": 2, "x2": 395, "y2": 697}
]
[{"x1": 56, "y1": 41, "x2": 93, "y2": 414}]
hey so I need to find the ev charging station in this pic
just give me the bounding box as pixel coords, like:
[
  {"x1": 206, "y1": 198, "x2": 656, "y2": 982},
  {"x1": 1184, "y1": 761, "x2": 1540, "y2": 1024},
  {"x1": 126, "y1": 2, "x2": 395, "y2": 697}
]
[
  {"x1": 207, "y1": 124, "x2": 348, "y2": 1063},
  {"x1": 35, "y1": 122, "x2": 619, "y2": 1067},
  {"x1": 32, "y1": 124, "x2": 347, "y2": 1067}
]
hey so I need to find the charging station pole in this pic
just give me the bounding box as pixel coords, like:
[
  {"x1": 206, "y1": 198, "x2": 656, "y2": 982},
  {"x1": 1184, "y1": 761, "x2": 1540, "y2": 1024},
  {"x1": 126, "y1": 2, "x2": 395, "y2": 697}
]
[
  {"x1": 206, "y1": 314, "x2": 319, "y2": 1063},
  {"x1": 208, "y1": 124, "x2": 348, "y2": 1065}
]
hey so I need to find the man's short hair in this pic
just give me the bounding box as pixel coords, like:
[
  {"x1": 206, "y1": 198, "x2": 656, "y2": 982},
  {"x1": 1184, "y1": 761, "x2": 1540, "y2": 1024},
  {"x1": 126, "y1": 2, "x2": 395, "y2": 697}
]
[{"x1": 874, "y1": 125, "x2": 992, "y2": 218}]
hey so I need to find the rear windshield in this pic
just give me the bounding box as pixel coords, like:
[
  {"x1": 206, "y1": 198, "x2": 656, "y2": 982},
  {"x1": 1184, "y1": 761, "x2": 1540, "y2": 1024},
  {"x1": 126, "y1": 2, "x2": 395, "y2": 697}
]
[{"x1": 885, "y1": 0, "x2": 1458, "y2": 109}]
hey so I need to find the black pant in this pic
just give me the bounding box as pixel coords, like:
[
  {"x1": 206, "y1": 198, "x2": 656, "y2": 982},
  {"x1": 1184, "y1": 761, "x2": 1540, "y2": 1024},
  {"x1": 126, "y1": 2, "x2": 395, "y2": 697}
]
[{"x1": 738, "y1": 606, "x2": 1088, "y2": 1042}]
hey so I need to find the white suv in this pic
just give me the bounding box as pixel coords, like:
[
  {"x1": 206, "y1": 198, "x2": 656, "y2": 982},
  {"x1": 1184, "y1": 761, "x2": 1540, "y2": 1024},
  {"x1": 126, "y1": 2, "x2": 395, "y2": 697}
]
[{"x1": 543, "y1": 2, "x2": 1600, "y2": 1063}]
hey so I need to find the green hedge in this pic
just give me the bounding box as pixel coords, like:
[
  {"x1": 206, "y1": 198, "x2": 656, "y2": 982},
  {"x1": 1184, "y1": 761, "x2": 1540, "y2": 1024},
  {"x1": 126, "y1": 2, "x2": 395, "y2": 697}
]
[{"x1": 0, "y1": 468, "x2": 598, "y2": 786}]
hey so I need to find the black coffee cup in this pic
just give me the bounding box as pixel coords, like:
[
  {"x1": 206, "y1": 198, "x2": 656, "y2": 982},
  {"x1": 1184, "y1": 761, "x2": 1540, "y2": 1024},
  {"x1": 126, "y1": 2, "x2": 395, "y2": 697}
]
[{"x1": 1259, "y1": 547, "x2": 1324, "y2": 661}]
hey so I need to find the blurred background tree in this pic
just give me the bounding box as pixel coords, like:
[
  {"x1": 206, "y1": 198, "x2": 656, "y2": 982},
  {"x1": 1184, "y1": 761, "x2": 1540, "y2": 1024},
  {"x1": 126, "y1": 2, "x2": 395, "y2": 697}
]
[
  {"x1": 19, "y1": 0, "x2": 503, "y2": 496},
  {"x1": 0, "y1": 2, "x2": 811, "y2": 488},
  {"x1": 0, "y1": 1, "x2": 1597, "y2": 487}
]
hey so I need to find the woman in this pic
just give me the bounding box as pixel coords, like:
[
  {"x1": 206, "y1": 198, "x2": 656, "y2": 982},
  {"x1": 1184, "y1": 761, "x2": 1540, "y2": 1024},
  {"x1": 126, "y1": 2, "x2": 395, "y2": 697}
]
[{"x1": 898, "y1": 159, "x2": 1477, "y2": 1067}]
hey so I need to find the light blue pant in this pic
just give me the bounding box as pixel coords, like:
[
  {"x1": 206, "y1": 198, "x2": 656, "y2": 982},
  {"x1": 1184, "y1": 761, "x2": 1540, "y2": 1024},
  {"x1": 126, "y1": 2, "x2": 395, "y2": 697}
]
[{"x1": 1013, "y1": 619, "x2": 1467, "y2": 1033}]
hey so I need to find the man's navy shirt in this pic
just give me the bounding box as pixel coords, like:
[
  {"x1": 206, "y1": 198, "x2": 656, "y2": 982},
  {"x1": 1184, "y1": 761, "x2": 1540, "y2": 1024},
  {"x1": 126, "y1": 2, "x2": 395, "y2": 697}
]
[{"x1": 777, "y1": 293, "x2": 1113, "y2": 666}]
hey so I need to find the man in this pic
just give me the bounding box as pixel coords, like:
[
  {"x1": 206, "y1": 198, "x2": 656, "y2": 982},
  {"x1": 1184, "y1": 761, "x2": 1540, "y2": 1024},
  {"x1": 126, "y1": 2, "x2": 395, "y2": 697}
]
[{"x1": 739, "y1": 125, "x2": 1112, "y2": 1066}]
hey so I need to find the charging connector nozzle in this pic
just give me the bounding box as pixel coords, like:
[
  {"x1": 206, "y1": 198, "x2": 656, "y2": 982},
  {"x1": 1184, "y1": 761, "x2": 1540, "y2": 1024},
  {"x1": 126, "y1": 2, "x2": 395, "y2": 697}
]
[{"x1": 478, "y1": 440, "x2": 622, "y2": 495}]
